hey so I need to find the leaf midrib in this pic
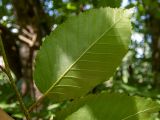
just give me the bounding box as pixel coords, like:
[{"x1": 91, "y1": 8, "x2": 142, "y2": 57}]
[
  {"x1": 44, "y1": 10, "x2": 123, "y2": 97},
  {"x1": 121, "y1": 106, "x2": 159, "y2": 120}
]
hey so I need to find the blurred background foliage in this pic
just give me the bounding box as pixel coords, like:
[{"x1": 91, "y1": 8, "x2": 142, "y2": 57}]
[{"x1": 0, "y1": 0, "x2": 160, "y2": 119}]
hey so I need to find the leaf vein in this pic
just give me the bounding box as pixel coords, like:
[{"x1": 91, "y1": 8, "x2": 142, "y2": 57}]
[{"x1": 43, "y1": 10, "x2": 124, "y2": 97}]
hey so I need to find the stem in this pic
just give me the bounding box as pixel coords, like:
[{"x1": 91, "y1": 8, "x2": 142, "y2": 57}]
[
  {"x1": 28, "y1": 94, "x2": 46, "y2": 112},
  {"x1": 0, "y1": 65, "x2": 8, "y2": 75},
  {"x1": 0, "y1": 36, "x2": 31, "y2": 120}
]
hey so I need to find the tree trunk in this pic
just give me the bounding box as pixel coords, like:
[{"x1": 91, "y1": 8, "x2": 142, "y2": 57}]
[
  {"x1": 11, "y1": 0, "x2": 51, "y2": 98},
  {"x1": 143, "y1": 1, "x2": 160, "y2": 88},
  {"x1": 150, "y1": 19, "x2": 160, "y2": 88}
]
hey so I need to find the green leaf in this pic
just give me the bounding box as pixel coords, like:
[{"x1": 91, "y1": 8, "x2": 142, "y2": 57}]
[
  {"x1": 94, "y1": 0, "x2": 122, "y2": 8},
  {"x1": 34, "y1": 7, "x2": 132, "y2": 102},
  {"x1": 56, "y1": 93, "x2": 160, "y2": 120}
]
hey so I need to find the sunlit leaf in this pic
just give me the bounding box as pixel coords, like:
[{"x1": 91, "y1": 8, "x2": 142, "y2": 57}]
[{"x1": 34, "y1": 7, "x2": 132, "y2": 102}]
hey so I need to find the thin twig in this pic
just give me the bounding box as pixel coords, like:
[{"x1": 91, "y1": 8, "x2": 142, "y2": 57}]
[
  {"x1": 28, "y1": 94, "x2": 46, "y2": 112},
  {"x1": 0, "y1": 35, "x2": 31, "y2": 120},
  {"x1": 0, "y1": 65, "x2": 8, "y2": 75}
]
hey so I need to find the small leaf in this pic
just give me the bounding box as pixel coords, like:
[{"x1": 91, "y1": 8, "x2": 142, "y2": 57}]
[
  {"x1": 56, "y1": 93, "x2": 160, "y2": 120},
  {"x1": 34, "y1": 7, "x2": 132, "y2": 102}
]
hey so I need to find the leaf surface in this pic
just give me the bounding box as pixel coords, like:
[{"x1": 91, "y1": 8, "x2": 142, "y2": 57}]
[
  {"x1": 56, "y1": 93, "x2": 160, "y2": 120},
  {"x1": 94, "y1": 0, "x2": 122, "y2": 8},
  {"x1": 34, "y1": 7, "x2": 132, "y2": 102}
]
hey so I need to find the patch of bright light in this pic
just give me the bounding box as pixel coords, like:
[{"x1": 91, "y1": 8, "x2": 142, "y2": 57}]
[
  {"x1": 121, "y1": 0, "x2": 129, "y2": 8},
  {"x1": 2, "y1": 16, "x2": 8, "y2": 21},
  {"x1": 48, "y1": 1, "x2": 53, "y2": 9},
  {"x1": 11, "y1": 28, "x2": 19, "y2": 33},
  {"x1": 49, "y1": 10, "x2": 54, "y2": 16},
  {"x1": 52, "y1": 24, "x2": 57, "y2": 31},
  {"x1": 6, "y1": 4, "x2": 12, "y2": 10},
  {"x1": 141, "y1": 15, "x2": 146, "y2": 20},
  {"x1": 131, "y1": 32, "x2": 144, "y2": 43},
  {"x1": 7, "y1": 23, "x2": 12, "y2": 28},
  {"x1": 136, "y1": 48, "x2": 143, "y2": 58},
  {"x1": 83, "y1": 4, "x2": 92, "y2": 10},
  {"x1": 62, "y1": 0, "x2": 69, "y2": 3},
  {"x1": 0, "y1": 56, "x2": 4, "y2": 67}
]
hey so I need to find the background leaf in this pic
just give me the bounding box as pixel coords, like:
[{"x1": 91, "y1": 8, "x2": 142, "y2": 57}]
[
  {"x1": 34, "y1": 7, "x2": 132, "y2": 102},
  {"x1": 93, "y1": 0, "x2": 122, "y2": 8},
  {"x1": 56, "y1": 92, "x2": 160, "y2": 120}
]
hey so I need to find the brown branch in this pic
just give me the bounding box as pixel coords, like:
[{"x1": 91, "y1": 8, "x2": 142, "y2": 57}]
[{"x1": 0, "y1": 108, "x2": 14, "y2": 120}]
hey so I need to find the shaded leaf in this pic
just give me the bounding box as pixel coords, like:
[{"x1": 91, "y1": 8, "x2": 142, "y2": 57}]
[
  {"x1": 93, "y1": 0, "x2": 122, "y2": 8},
  {"x1": 56, "y1": 93, "x2": 160, "y2": 120}
]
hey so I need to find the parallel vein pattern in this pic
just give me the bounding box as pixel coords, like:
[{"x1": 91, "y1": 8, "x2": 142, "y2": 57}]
[{"x1": 34, "y1": 7, "x2": 132, "y2": 102}]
